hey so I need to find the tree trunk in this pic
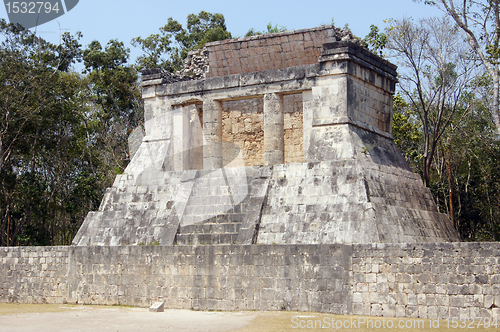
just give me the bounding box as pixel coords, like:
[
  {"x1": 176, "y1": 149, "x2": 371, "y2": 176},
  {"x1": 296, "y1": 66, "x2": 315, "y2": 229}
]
[
  {"x1": 423, "y1": 157, "x2": 430, "y2": 187},
  {"x1": 6, "y1": 207, "x2": 10, "y2": 247},
  {"x1": 4, "y1": 193, "x2": 12, "y2": 247},
  {"x1": 492, "y1": 75, "x2": 500, "y2": 136},
  {"x1": 446, "y1": 138, "x2": 455, "y2": 227}
]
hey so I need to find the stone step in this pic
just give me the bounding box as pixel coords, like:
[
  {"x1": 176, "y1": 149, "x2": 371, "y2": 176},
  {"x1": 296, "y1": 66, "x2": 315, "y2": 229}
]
[
  {"x1": 175, "y1": 232, "x2": 239, "y2": 245},
  {"x1": 181, "y1": 213, "x2": 245, "y2": 225},
  {"x1": 180, "y1": 222, "x2": 241, "y2": 234},
  {"x1": 174, "y1": 221, "x2": 241, "y2": 245}
]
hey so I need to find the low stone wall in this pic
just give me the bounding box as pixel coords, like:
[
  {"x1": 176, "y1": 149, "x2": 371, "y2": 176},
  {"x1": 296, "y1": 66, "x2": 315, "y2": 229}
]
[
  {"x1": 351, "y1": 243, "x2": 500, "y2": 319},
  {"x1": 0, "y1": 246, "x2": 70, "y2": 304},
  {"x1": 1, "y1": 243, "x2": 499, "y2": 319}
]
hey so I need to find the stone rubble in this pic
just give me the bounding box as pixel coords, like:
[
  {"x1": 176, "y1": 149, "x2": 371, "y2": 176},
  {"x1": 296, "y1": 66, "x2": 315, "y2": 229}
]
[
  {"x1": 140, "y1": 48, "x2": 208, "y2": 84},
  {"x1": 331, "y1": 26, "x2": 363, "y2": 44},
  {"x1": 176, "y1": 48, "x2": 209, "y2": 79}
]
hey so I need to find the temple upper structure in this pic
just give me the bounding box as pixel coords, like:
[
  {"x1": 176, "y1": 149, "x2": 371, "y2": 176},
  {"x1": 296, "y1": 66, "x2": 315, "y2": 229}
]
[{"x1": 73, "y1": 26, "x2": 460, "y2": 246}]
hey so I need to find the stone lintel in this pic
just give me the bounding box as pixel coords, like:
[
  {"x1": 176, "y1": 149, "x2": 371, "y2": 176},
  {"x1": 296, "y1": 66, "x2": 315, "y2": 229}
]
[{"x1": 312, "y1": 116, "x2": 394, "y2": 140}]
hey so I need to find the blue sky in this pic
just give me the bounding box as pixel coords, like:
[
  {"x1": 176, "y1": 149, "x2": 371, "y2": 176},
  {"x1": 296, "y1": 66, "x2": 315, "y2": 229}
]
[{"x1": 1, "y1": 0, "x2": 443, "y2": 67}]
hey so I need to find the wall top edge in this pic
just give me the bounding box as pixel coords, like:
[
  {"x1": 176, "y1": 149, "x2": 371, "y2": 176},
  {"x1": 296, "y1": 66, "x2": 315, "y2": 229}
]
[
  {"x1": 204, "y1": 25, "x2": 336, "y2": 47},
  {"x1": 140, "y1": 41, "x2": 396, "y2": 88},
  {"x1": 141, "y1": 56, "x2": 398, "y2": 102},
  {"x1": 322, "y1": 41, "x2": 397, "y2": 75},
  {"x1": 1, "y1": 242, "x2": 499, "y2": 250}
]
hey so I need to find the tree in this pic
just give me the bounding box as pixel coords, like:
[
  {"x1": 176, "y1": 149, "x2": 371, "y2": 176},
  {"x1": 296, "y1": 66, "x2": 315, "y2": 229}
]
[
  {"x1": 0, "y1": 23, "x2": 104, "y2": 246},
  {"x1": 389, "y1": 16, "x2": 500, "y2": 240},
  {"x1": 363, "y1": 24, "x2": 388, "y2": 56},
  {"x1": 132, "y1": 11, "x2": 232, "y2": 72},
  {"x1": 0, "y1": 20, "x2": 143, "y2": 246},
  {"x1": 392, "y1": 94, "x2": 423, "y2": 169},
  {"x1": 0, "y1": 19, "x2": 81, "y2": 173},
  {"x1": 414, "y1": 0, "x2": 500, "y2": 136},
  {"x1": 429, "y1": 84, "x2": 500, "y2": 241},
  {"x1": 387, "y1": 17, "x2": 477, "y2": 187},
  {"x1": 83, "y1": 39, "x2": 143, "y2": 173}
]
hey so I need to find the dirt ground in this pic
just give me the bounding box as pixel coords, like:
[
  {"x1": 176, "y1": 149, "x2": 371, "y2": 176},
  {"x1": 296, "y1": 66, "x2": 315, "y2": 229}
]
[
  {"x1": 0, "y1": 304, "x2": 256, "y2": 332},
  {"x1": 1, "y1": 303, "x2": 499, "y2": 332}
]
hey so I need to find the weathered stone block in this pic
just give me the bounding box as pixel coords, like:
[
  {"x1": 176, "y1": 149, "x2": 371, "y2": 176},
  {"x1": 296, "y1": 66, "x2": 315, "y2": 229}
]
[{"x1": 149, "y1": 301, "x2": 164, "y2": 312}]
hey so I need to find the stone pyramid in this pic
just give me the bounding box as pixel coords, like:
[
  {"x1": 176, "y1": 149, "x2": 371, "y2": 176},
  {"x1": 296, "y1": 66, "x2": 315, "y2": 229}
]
[{"x1": 73, "y1": 26, "x2": 459, "y2": 246}]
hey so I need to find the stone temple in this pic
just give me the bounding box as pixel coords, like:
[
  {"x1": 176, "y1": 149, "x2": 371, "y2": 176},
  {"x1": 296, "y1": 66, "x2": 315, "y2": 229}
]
[
  {"x1": 73, "y1": 25, "x2": 459, "y2": 246},
  {"x1": 7, "y1": 26, "x2": 497, "y2": 320}
]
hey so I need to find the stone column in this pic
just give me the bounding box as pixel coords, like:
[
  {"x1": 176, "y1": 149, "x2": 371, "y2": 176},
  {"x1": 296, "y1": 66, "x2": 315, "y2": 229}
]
[
  {"x1": 188, "y1": 104, "x2": 204, "y2": 170},
  {"x1": 203, "y1": 100, "x2": 223, "y2": 169},
  {"x1": 264, "y1": 93, "x2": 284, "y2": 165},
  {"x1": 172, "y1": 105, "x2": 191, "y2": 171},
  {"x1": 302, "y1": 90, "x2": 313, "y2": 162}
]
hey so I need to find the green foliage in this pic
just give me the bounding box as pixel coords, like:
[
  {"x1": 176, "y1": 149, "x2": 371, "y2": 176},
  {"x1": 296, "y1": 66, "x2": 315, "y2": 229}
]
[
  {"x1": 392, "y1": 94, "x2": 423, "y2": 169},
  {"x1": 0, "y1": 20, "x2": 85, "y2": 246},
  {"x1": 245, "y1": 22, "x2": 287, "y2": 37},
  {"x1": 83, "y1": 39, "x2": 143, "y2": 174},
  {"x1": 0, "y1": 19, "x2": 142, "y2": 246},
  {"x1": 132, "y1": 11, "x2": 232, "y2": 72},
  {"x1": 388, "y1": 15, "x2": 500, "y2": 241},
  {"x1": 431, "y1": 97, "x2": 500, "y2": 241},
  {"x1": 362, "y1": 24, "x2": 388, "y2": 56},
  {"x1": 265, "y1": 22, "x2": 288, "y2": 34},
  {"x1": 394, "y1": 75, "x2": 500, "y2": 241},
  {"x1": 83, "y1": 40, "x2": 140, "y2": 115},
  {"x1": 244, "y1": 29, "x2": 259, "y2": 37},
  {"x1": 180, "y1": 11, "x2": 232, "y2": 50},
  {"x1": 130, "y1": 32, "x2": 172, "y2": 71}
]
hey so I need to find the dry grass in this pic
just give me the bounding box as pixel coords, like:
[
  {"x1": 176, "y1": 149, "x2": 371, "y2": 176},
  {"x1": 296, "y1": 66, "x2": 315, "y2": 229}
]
[
  {"x1": 0, "y1": 303, "x2": 121, "y2": 315},
  {"x1": 233, "y1": 311, "x2": 499, "y2": 332},
  {"x1": 0, "y1": 304, "x2": 498, "y2": 332}
]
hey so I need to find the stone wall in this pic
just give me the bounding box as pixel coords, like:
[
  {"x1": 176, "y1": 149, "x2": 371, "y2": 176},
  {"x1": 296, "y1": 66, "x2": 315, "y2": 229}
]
[
  {"x1": 221, "y1": 98, "x2": 264, "y2": 167},
  {"x1": 0, "y1": 246, "x2": 69, "y2": 304},
  {"x1": 204, "y1": 26, "x2": 359, "y2": 78},
  {"x1": 351, "y1": 243, "x2": 500, "y2": 319},
  {"x1": 347, "y1": 75, "x2": 393, "y2": 134},
  {"x1": 220, "y1": 95, "x2": 304, "y2": 167},
  {"x1": 1, "y1": 243, "x2": 499, "y2": 319},
  {"x1": 257, "y1": 160, "x2": 458, "y2": 245},
  {"x1": 74, "y1": 160, "x2": 458, "y2": 247}
]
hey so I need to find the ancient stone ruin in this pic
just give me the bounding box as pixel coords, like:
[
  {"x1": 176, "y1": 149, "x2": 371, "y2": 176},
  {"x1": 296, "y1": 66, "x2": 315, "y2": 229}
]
[
  {"x1": 73, "y1": 25, "x2": 459, "y2": 246},
  {"x1": 3, "y1": 26, "x2": 499, "y2": 320}
]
